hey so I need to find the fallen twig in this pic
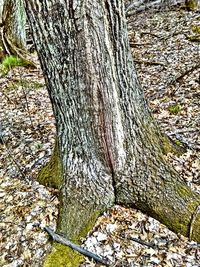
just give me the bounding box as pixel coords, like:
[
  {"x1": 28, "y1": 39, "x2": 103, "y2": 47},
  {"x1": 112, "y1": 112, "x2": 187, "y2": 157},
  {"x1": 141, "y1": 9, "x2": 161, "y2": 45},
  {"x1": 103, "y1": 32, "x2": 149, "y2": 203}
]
[
  {"x1": 19, "y1": 74, "x2": 35, "y2": 130},
  {"x1": 168, "y1": 132, "x2": 199, "y2": 150},
  {"x1": 134, "y1": 59, "x2": 166, "y2": 67},
  {"x1": 43, "y1": 226, "x2": 110, "y2": 266},
  {"x1": 121, "y1": 233, "x2": 156, "y2": 248},
  {"x1": 130, "y1": 42, "x2": 152, "y2": 47},
  {"x1": 127, "y1": 236, "x2": 156, "y2": 248},
  {"x1": 0, "y1": 136, "x2": 26, "y2": 179},
  {"x1": 189, "y1": 204, "x2": 200, "y2": 240},
  {"x1": 168, "y1": 63, "x2": 200, "y2": 85}
]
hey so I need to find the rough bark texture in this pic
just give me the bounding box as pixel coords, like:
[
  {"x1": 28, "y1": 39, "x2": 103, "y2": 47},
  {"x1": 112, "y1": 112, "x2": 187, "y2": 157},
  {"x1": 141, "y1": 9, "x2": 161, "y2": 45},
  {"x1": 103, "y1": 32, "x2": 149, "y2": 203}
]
[
  {"x1": 0, "y1": 0, "x2": 25, "y2": 55},
  {"x1": 25, "y1": 0, "x2": 200, "y2": 265},
  {"x1": 0, "y1": 0, "x2": 35, "y2": 65}
]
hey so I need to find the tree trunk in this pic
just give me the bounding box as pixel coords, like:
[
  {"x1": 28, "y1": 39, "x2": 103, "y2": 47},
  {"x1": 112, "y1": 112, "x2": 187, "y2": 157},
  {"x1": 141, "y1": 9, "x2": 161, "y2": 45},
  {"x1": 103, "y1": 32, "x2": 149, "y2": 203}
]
[
  {"x1": 0, "y1": 0, "x2": 35, "y2": 65},
  {"x1": 25, "y1": 0, "x2": 200, "y2": 266}
]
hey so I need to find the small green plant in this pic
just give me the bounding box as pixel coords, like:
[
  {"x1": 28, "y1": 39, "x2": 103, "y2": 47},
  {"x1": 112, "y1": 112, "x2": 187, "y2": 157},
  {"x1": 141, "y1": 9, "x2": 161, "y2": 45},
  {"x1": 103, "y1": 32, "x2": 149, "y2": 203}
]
[
  {"x1": 0, "y1": 55, "x2": 28, "y2": 76},
  {"x1": 192, "y1": 25, "x2": 200, "y2": 34},
  {"x1": 168, "y1": 104, "x2": 181, "y2": 115},
  {"x1": 185, "y1": 0, "x2": 198, "y2": 10},
  {"x1": 35, "y1": 143, "x2": 43, "y2": 150},
  {"x1": 2, "y1": 55, "x2": 25, "y2": 68},
  {"x1": 175, "y1": 139, "x2": 182, "y2": 146}
]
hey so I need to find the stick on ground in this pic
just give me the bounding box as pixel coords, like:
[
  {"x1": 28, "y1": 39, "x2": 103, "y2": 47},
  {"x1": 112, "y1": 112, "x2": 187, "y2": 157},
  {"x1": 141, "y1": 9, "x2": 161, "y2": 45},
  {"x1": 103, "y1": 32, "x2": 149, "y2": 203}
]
[{"x1": 44, "y1": 226, "x2": 110, "y2": 266}]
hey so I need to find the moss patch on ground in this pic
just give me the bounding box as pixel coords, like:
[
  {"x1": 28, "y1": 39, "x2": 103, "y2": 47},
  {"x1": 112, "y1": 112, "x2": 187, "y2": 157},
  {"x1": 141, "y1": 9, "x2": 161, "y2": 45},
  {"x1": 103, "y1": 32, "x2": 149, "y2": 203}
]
[
  {"x1": 5, "y1": 79, "x2": 44, "y2": 91},
  {"x1": 43, "y1": 243, "x2": 84, "y2": 267},
  {"x1": 168, "y1": 104, "x2": 181, "y2": 115},
  {"x1": 185, "y1": 0, "x2": 198, "y2": 10}
]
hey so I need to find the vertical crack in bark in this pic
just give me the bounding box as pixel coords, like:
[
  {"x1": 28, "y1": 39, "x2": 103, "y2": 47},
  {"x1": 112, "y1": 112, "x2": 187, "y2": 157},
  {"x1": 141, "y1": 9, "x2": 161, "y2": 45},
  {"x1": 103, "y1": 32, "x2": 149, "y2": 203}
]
[
  {"x1": 68, "y1": 0, "x2": 80, "y2": 32},
  {"x1": 97, "y1": 87, "x2": 117, "y2": 200},
  {"x1": 68, "y1": 0, "x2": 74, "y2": 19}
]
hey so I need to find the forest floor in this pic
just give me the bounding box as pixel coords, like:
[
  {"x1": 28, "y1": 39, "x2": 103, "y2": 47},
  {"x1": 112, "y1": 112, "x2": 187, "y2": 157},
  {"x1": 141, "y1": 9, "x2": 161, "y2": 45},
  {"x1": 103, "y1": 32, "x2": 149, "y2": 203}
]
[{"x1": 0, "y1": 7, "x2": 200, "y2": 267}]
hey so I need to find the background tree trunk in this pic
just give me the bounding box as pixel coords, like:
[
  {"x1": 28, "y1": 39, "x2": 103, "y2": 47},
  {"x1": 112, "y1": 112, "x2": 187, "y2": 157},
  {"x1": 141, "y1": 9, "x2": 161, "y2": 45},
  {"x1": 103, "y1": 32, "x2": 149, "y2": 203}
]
[
  {"x1": 0, "y1": 0, "x2": 35, "y2": 65},
  {"x1": 25, "y1": 0, "x2": 200, "y2": 265}
]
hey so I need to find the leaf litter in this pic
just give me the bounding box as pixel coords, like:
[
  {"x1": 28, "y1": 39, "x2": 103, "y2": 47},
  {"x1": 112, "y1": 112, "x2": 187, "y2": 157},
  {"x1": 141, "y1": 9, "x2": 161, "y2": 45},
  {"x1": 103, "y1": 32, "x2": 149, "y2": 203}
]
[{"x1": 0, "y1": 7, "x2": 200, "y2": 267}]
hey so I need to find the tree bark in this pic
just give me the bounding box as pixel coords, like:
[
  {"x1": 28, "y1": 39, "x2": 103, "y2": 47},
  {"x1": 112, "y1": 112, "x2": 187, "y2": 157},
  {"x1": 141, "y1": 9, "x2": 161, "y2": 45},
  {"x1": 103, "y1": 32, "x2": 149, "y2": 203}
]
[
  {"x1": 24, "y1": 0, "x2": 200, "y2": 265},
  {"x1": 0, "y1": 0, "x2": 25, "y2": 55},
  {"x1": 0, "y1": 0, "x2": 35, "y2": 65}
]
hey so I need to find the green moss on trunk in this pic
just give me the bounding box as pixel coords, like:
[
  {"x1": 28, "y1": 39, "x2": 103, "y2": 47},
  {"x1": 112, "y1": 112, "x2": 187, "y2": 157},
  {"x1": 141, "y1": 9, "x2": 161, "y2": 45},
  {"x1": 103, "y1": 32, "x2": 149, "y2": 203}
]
[
  {"x1": 37, "y1": 140, "x2": 62, "y2": 189},
  {"x1": 161, "y1": 135, "x2": 186, "y2": 156},
  {"x1": 148, "y1": 182, "x2": 200, "y2": 241}
]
